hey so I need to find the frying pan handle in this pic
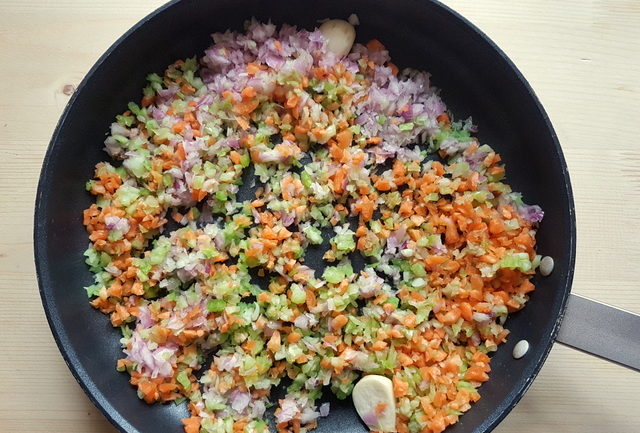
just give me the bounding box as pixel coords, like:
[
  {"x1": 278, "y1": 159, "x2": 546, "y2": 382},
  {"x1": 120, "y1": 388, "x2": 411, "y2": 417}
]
[{"x1": 555, "y1": 294, "x2": 640, "y2": 372}]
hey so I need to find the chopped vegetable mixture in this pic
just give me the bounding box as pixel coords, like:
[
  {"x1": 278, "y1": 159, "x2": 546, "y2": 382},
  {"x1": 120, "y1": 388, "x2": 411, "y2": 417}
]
[{"x1": 82, "y1": 18, "x2": 544, "y2": 433}]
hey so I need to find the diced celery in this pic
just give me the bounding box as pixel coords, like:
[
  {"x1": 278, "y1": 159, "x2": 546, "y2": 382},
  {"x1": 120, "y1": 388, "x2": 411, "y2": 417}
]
[
  {"x1": 115, "y1": 185, "x2": 140, "y2": 206},
  {"x1": 116, "y1": 115, "x2": 134, "y2": 127},
  {"x1": 220, "y1": 172, "x2": 235, "y2": 182},
  {"x1": 426, "y1": 193, "x2": 439, "y2": 202},
  {"x1": 399, "y1": 122, "x2": 414, "y2": 131},
  {"x1": 176, "y1": 371, "x2": 191, "y2": 389},
  {"x1": 84, "y1": 284, "x2": 101, "y2": 298},
  {"x1": 384, "y1": 297, "x2": 400, "y2": 308},
  {"x1": 452, "y1": 161, "x2": 470, "y2": 178},
  {"x1": 108, "y1": 230, "x2": 123, "y2": 242},
  {"x1": 457, "y1": 380, "x2": 477, "y2": 392},
  {"x1": 127, "y1": 102, "x2": 142, "y2": 116},
  {"x1": 149, "y1": 238, "x2": 170, "y2": 265},
  {"x1": 500, "y1": 252, "x2": 532, "y2": 272},
  {"x1": 123, "y1": 155, "x2": 149, "y2": 178},
  {"x1": 411, "y1": 263, "x2": 426, "y2": 277},
  {"x1": 304, "y1": 226, "x2": 323, "y2": 245},
  {"x1": 162, "y1": 173, "x2": 173, "y2": 187},
  {"x1": 504, "y1": 219, "x2": 520, "y2": 231},
  {"x1": 192, "y1": 175, "x2": 205, "y2": 190},
  {"x1": 290, "y1": 284, "x2": 306, "y2": 304},
  {"x1": 334, "y1": 232, "x2": 355, "y2": 251},
  {"x1": 301, "y1": 171, "x2": 313, "y2": 189},
  {"x1": 112, "y1": 134, "x2": 128, "y2": 144},
  {"x1": 322, "y1": 263, "x2": 354, "y2": 284},
  {"x1": 323, "y1": 267, "x2": 343, "y2": 284},
  {"x1": 207, "y1": 299, "x2": 226, "y2": 312}
]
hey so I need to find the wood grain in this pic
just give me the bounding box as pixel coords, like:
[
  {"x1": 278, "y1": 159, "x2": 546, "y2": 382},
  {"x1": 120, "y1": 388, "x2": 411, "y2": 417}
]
[{"x1": 0, "y1": 0, "x2": 638, "y2": 432}]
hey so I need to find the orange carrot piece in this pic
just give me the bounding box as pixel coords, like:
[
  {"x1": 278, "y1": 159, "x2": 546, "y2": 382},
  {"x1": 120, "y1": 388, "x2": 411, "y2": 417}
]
[
  {"x1": 393, "y1": 376, "x2": 409, "y2": 397},
  {"x1": 366, "y1": 39, "x2": 386, "y2": 52},
  {"x1": 229, "y1": 150, "x2": 242, "y2": 165},
  {"x1": 241, "y1": 86, "x2": 257, "y2": 99},
  {"x1": 332, "y1": 314, "x2": 348, "y2": 330}
]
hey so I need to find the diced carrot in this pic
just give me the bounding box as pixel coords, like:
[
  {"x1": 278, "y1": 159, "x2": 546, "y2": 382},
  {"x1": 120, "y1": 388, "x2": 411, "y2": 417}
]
[
  {"x1": 191, "y1": 189, "x2": 207, "y2": 202},
  {"x1": 489, "y1": 166, "x2": 505, "y2": 177},
  {"x1": 432, "y1": 161, "x2": 445, "y2": 175},
  {"x1": 267, "y1": 330, "x2": 281, "y2": 353},
  {"x1": 398, "y1": 353, "x2": 414, "y2": 367},
  {"x1": 246, "y1": 63, "x2": 260, "y2": 75},
  {"x1": 329, "y1": 144, "x2": 344, "y2": 161},
  {"x1": 233, "y1": 419, "x2": 248, "y2": 432},
  {"x1": 433, "y1": 392, "x2": 447, "y2": 408},
  {"x1": 172, "y1": 121, "x2": 187, "y2": 133},
  {"x1": 374, "y1": 178, "x2": 392, "y2": 191},
  {"x1": 233, "y1": 99, "x2": 260, "y2": 115},
  {"x1": 332, "y1": 168, "x2": 346, "y2": 194},
  {"x1": 241, "y1": 86, "x2": 257, "y2": 99},
  {"x1": 470, "y1": 274, "x2": 484, "y2": 290},
  {"x1": 285, "y1": 94, "x2": 299, "y2": 109},
  {"x1": 519, "y1": 280, "x2": 535, "y2": 293},
  {"x1": 427, "y1": 414, "x2": 447, "y2": 433},
  {"x1": 360, "y1": 197, "x2": 374, "y2": 222},
  {"x1": 444, "y1": 219, "x2": 460, "y2": 244},
  {"x1": 399, "y1": 200, "x2": 413, "y2": 217},
  {"x1": 493, "y1": 291, "x2": 510, "y2": 305},
  {"x1": 460, "y1": 302, "x2": 473, "y2": 322},
  {"x1": 236, "y1": 116, "x2": 250, "y2": 130},
  {"x1": 287, "y1": 331, "x2": 302, "y2": 343},
  {"x1": 435, "y1": 308, "x2": 461, "y2": 326},
  {"x1": 181, "y1": 83, "x2": 196, "y2": 94},
  {"x1": 366, "y1": 39, "x2": 386, "y2": 52},
  {"x1": 392, "y1": 376, "x2": 409, "y2": 397},
  {"x1": 425, "y1": 255, "x2": 448, "y2": 268},
  {"x1": 335, "y1": 129, "x2": 353, "y2": 148},
  {"x1": 465, "y1": 366, "x2": 489, "y2": 382},
  {"x1": 138, "y1": 381, "x2": 158, "y2": 404},
  {"x1": 437, "y1": 113, "x2": 450, "y2": 124},
  {"x1": 489, "y1": 218, "x2": 505, "y2": 235},
  {"x1": 258, "y1": 292, "x2": 271, "y2": 303},
  {"x1": 332, "y1": 314, "x2": 348, "y2": 330},
  {"x1": 141, "y1": 95, "x2": 155, "y2": 107},
  {"x1": 371, "y1": 340, "x2": 388, "y2": 351},
  {"x1": 183, "y1": 111, "x2": 196, "y2": 123},
  {"x1": 159, "y1": 382, "x2": 178, "y2": 393},
  {"x1": 229, "y1": 150, "x2": 242, "y2": 165},
  {"x1": 403, "y1": 313, "x2": 417, "y2": 328},
  {"x1": 506, "y1": 298, "x2": 522, "y2": 311},
  {"x1": 393, "y1": 160, "x2": 406, "y2": 177},
  {"x1": 182, "y1": 417, "x2": 201, "y2": 433}
]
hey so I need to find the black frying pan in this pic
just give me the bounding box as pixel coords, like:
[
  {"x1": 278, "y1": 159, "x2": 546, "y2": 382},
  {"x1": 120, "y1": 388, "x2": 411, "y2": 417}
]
[{"x1": 34, "y1": 1, "x2": 640, "y2": 432}]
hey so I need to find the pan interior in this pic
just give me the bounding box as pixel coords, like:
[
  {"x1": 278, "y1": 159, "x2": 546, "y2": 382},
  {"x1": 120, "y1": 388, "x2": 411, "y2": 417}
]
[{"x1": 35, "y1": 1, "x2": 575, "y2": 432}]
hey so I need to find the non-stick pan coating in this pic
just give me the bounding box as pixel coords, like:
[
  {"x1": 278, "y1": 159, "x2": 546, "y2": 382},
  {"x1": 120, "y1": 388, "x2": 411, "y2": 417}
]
[{"x1": 35, "y1": 1, "x2": 575, "y2": 432}]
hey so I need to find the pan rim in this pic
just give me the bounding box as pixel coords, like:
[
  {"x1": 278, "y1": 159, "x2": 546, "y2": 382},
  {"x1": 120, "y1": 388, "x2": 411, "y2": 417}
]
[{"x1": 33, "y1": 1, "x2": 577, "y2": 432}]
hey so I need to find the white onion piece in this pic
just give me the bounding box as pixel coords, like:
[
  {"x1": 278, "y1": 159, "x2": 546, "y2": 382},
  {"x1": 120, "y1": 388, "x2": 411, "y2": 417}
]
[
  {"x1": 352, "y1": 375, "x2": 396, "y2": 432},
  {"x1": 513, "y1": 340, "x2": 530, "y2": 359},
  {"x1": 319, "y1": 19, "x2": 356, "y2": 57},
  {"x1": 540, "y1": 256, "x2": 554, "y2": 276}
]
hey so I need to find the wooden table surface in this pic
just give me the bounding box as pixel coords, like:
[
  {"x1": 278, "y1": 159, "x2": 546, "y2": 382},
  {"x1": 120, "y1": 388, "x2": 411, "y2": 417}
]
[{"x1": 1, "y1": 0, "x2": 639, "y2": 432}]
